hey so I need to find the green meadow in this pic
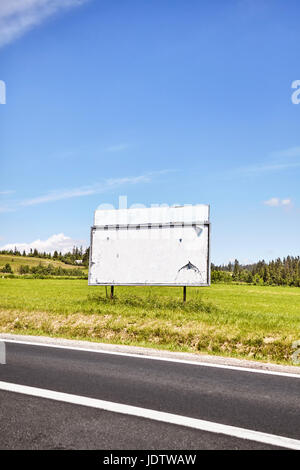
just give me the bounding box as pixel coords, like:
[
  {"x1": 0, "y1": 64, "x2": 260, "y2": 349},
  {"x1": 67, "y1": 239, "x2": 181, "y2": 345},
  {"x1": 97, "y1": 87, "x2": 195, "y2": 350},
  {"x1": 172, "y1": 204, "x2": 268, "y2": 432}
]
[
  {"x1": 0, "y1": 278, "x2": 299, "y2": 365},
  {"x1": 0, "y1": 254, "x2": 87, "y2": 273}
]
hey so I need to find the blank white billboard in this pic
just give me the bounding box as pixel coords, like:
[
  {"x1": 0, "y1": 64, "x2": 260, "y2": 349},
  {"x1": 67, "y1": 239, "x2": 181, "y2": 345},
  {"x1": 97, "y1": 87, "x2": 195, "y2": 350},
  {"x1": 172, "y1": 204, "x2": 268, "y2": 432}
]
[{"x1": 89, "y1": 205, "x2": 210, "y2": 286}]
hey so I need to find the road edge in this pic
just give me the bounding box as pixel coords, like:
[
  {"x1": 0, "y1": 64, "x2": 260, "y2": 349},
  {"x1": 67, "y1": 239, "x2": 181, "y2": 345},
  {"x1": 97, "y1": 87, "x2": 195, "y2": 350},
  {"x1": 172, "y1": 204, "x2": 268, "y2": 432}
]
[{"x1": 1, "y1": 332, "x2": 300, "y2": 375}]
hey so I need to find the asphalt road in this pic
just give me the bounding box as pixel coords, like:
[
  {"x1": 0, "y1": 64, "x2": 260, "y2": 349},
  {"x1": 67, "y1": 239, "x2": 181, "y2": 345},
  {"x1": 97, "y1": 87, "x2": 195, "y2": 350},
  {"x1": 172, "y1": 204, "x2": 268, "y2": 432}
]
[{"x1": 0, "y1": 341, "x2": 299, "y2": 450}]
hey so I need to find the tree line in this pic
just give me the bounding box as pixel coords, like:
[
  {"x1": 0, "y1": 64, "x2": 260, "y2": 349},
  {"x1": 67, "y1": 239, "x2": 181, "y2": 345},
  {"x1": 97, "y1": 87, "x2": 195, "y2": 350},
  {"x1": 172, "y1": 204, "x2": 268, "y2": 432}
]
[
  {"x1": 1, "y1": 248, "x2": 299, "y2": 286},
  {"x1": 212, "y1": 256, "x2": 300, "y2": 287},
  {"x1": 1, "y1": 262, "x2": 86, "y2": 278},
  {"x1": 0, "y1": 247, "x2": 90, "y2": 266}
]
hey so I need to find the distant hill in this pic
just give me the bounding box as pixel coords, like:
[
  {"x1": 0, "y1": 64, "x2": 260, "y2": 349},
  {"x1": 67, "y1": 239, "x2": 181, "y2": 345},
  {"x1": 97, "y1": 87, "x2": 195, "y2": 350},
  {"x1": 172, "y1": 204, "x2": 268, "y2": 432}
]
[{"x1": 0, "y1": 254, "x2": 88, "y2": 275}]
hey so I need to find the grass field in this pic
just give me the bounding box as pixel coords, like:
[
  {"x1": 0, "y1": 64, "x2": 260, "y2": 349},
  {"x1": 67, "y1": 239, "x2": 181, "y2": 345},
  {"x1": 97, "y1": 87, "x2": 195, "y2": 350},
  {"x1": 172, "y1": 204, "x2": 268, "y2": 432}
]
[
  {"x1": 0, "y1": 278, "x2": 299, "y2": 365},
  {"x1": 0, "y1": 254, "x2": 87, "y2": 273}
]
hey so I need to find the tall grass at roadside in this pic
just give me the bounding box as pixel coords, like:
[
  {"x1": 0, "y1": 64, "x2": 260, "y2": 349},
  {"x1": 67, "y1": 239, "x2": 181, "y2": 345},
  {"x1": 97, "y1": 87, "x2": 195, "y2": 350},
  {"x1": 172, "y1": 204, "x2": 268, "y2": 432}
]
[{"x1": 0, "y1": 279, "x2": 299, "y2": 365}]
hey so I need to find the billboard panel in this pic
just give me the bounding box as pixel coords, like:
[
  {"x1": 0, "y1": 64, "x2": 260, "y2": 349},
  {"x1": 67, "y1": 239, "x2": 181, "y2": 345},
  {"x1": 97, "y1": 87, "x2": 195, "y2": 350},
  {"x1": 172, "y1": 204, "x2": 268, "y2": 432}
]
[{"x1": 89, "y1": 205, "x2": 210, "y2": 286}]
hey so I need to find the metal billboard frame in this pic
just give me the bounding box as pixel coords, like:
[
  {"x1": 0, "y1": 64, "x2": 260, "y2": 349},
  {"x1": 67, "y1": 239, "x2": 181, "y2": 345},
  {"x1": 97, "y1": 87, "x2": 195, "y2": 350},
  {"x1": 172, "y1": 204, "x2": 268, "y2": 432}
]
[{"x1": 88, "y1": 219, "x2": 211, "y2": 288}]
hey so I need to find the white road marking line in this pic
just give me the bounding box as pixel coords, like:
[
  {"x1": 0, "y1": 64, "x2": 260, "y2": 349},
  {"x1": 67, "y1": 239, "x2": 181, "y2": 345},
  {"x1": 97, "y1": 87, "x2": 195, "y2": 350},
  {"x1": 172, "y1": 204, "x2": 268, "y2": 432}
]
[
  {"x1": 0, "y1": 380, "x2": 299, "y2": 449},
  {"x1": 2, "y1": 338, "x2": 300, "y2": 379},
  {"x1": 0, "y1": 341, "x2": 5, "y2": 364}
]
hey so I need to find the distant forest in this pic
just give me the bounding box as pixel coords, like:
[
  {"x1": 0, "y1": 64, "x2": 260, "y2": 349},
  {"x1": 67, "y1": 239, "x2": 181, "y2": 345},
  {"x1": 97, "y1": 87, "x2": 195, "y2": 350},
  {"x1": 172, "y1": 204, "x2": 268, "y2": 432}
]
[
  {"x1": 212, "y1": 257, "x2": 300, "y2": 287},
  {"x1": 0, "y1": 246, "x2": 90, "y2": 267},
  {"x1": 0, "y1": 246, "x2": 90, "y2": 277},
  {"x1": 0, "y1": 247, "x2": 299, "y2": 287}
]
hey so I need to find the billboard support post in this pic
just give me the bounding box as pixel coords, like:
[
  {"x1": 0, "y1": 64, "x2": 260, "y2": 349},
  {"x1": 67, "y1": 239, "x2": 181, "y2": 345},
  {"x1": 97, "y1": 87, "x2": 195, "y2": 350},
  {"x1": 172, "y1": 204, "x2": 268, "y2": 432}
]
[
  {"x1": 183, "y1": 286, "x2": 187, "y2": 302},
  {"x1": 110, "y1": 286, "x2": 114, "y2": 299}
]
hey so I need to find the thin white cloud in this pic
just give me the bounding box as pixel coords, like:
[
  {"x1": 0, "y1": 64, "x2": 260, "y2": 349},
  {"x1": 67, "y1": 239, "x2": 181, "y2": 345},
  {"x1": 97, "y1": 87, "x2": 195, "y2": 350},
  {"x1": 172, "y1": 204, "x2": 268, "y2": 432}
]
[
  {"x1": 225, "y1": 144, "x2": 300, "y2": 179},
  {"x1": 232, "y1": 161, "x2": 300, "y2": 176},
  {"x1": 264, "y1": 198, "x2": 292, "y2": 208},
  {"x1": 271, "y1": 146, "x2": 300, "y2": 158},
  {"x1": 0, "y1": 0, "x2": 89, "y2": 47},
  {"x1": 264, "y1": 198, "x2": 280, "y2": 207},
  {"x1": 20, "y1": 172, "x2": 161, "y2": 207},
  {"x1": 0, "y1": 206, "x2": 15, "y2": 213},
  {"x1": 0, "y1": 233, "x2": 86, "y2": 254},
  {"x1": 0, "y1": 190, "x2": 15, "y2": 195},
  {"x1": 0, "y1": 170, "x2": 174, "y2": 211},
  {"x1": 105, "y1": 143, "x2": 129, "y2": 153},
  {"x1": 281, "y1": 199, "x2": 292, "y2": 206}
]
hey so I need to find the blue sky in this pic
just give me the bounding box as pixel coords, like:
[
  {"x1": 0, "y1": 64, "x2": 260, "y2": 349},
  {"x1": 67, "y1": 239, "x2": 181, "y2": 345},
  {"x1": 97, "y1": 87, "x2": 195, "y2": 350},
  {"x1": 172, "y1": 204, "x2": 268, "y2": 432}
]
[{"x1": 0, "y1": 0, "x2": 299, "y2": 264}]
